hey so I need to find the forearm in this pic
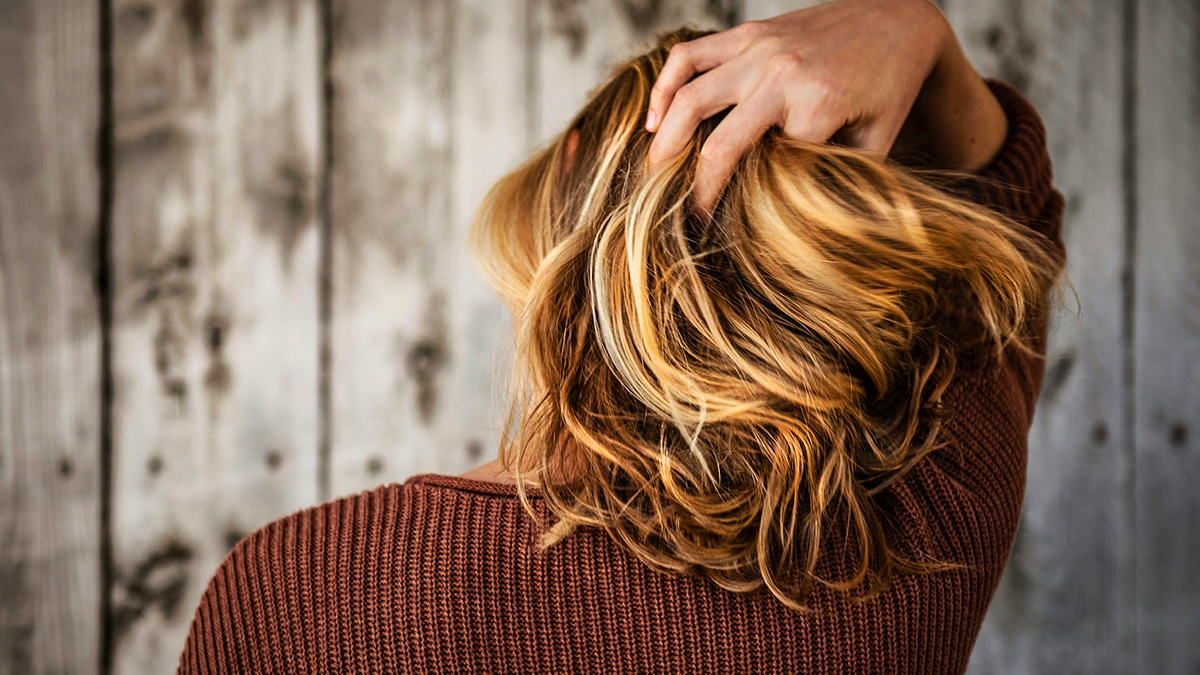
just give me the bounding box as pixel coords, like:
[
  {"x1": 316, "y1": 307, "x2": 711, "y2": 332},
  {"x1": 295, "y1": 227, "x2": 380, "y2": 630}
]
[{"x1": 891, "y1": 14, "x2": 1008, "y2": 173}]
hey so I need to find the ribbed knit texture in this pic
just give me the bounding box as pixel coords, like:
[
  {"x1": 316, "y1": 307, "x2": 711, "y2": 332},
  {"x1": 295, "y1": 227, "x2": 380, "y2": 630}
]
[{"x1": 176, "y1": 79, "x2": 1065, "y2": 675}]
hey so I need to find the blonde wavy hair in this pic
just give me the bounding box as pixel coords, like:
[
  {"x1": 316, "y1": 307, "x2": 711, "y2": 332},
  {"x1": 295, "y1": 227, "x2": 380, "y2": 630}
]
[{"x1": 471, "y1": 28, "x2": 1061, "y2": 611}]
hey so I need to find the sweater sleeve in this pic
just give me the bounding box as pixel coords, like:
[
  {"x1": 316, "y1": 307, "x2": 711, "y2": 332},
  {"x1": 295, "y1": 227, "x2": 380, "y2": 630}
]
[
  {"x1": 922, "y1": 76, "x2": 1067, "y2": 404},
  {"x1": 942, "y1": 78, "x2": 1066, "y2": 267},
  {"x1": 945, "y1": 77, "x2": 1067, "y2": 407}
]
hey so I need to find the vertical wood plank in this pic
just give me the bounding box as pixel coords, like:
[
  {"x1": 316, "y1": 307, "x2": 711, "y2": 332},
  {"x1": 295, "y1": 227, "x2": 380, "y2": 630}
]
[
  {"x1": 327, "y1": 0, "x2": 461, "y2": 496},
  {"x1": 939, "y1": 1, "x2": 1135, "y2": 672},
  {"x1": 530, "y1": 0, "x2": 739, "y2": 147},
  {"x1": 447, "y1": 0, "x2": 531, "y2": 472},
  {"x1": 107, "y1": 0, "x2": 322, "y2": 671},
  {"x1": 327, "y1": 0, "x2": 532, "y2": 497},
  {"x1": 0, "y1": 1, "x2": 103, "y2": 672},
  {"x1": 1134, "y1": 0, "x2": 1200, "y2": 669}
]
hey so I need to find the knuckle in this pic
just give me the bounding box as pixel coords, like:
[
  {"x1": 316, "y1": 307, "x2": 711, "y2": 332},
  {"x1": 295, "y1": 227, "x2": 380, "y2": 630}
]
[
  {"x1": 767, "y1": 51, "x2": 805, "y2": 81},
  {"x1": 809, "y1": 75, "x2": 842, "y2": 108},
  {"x1": 673, "y1": 83, "x2": 702, "y2": 111},
  {"x1": 701, "y1": 137, "x2": 736, "y2": 166},
  {"x1": 755, "y1": 33, "x2": 787, "y2": 57},
  {"x1": 667, "y1": 41, "x2": 692, "y2": 63},
  {"x1": 736, "y1": 19, "x2": 768, "y2": 39}
]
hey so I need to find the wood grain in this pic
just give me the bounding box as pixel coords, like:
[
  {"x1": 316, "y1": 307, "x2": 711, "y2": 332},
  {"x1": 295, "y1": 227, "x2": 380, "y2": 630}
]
[
  {"x1": 1133, "y1": 0, "x2": 1200, "y2": 669},
  {"x1": 326, "y1": 0, "x2": 462, "y2": 496},
  {"x1": 741, "y1": 0, "x2": 822, "y2": 22},
  {"x1": 106, "y1": 0, "x2": 322, "y2": 672},
  {"x1": 0, "y1": 1, "x2": 103, "y2": 672},
  {"x1": 940, "y1": 1, "x2": 1136, "y2": 672},
  {"x1": 447, "y1": 0, "x2": 531, "y2": 475}
]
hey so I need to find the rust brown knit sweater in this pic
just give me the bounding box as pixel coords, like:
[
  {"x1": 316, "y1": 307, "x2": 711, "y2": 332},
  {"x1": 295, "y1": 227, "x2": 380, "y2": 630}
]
[{"x1": 176, "y1": 80, "x2": 1065, "y2": 675}]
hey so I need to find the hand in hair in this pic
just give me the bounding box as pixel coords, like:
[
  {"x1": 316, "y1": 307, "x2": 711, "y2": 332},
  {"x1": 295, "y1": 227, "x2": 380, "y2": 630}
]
[{"x1": 646, "y1": 0, "x2": 1008, "y2": 215}]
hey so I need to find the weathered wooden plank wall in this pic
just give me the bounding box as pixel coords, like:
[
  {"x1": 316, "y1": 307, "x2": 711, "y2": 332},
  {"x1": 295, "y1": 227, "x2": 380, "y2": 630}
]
[
  {"x1": 0, "y1": 1, "x2": 103, "y2": 673},
  {"x1": 327, "y1": 0, "x2": 461, "y2": 496},
  {"x1": 106, "y1": 0, "x2": 322, "y2": 672},
  {"x1": 1, "y1": 0, "x2": 1198, "y2": 672},
  {"x1": 447, "y1": 0, "x2": 527, "y2": 475},
  {"x1": 940, "y1": 1, "x2": 1137, "y2": 672},
  {"x1": 1133, "y1": 0, "x2": 1200, "y2": 671}
]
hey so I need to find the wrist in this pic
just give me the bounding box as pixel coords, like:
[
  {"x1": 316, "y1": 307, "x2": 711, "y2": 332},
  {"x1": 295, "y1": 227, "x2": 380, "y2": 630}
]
[{"x1": 894, "y1": 14, "x2": 1008, "y2": 172}]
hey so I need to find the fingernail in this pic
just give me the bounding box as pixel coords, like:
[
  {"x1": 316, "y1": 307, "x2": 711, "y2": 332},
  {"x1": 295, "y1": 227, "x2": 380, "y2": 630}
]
[{"x1": 645, "y1": 109, "x2": 657, "y2": 131}]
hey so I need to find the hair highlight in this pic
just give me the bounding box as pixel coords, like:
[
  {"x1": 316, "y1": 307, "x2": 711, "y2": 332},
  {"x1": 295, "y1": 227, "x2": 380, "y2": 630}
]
[{"x1": 470, "y1": 28, "x2": 1063, "y2": 611}]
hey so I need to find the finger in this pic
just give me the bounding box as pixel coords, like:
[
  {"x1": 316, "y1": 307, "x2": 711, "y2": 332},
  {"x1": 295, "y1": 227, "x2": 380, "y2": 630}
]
[
  {"x1": 646, "y1": 22, "x2": 762, "y2": 132},
  {"x1": 778, "y1": 85, "x2": 851, "y2": 146},
  {"x1": 692, "y1": 93, "x2": 782, "y2": 217},
  {"x1": 839, "y1": 117, "x2": 902, "y2": 159},
  {"x1": 648, "y1": 68, "x2": 747, "y2": 166}
]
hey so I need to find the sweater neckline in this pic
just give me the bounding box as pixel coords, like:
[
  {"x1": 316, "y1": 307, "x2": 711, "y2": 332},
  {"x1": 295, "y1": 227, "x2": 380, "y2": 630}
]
[{"x1": 405, "y1": 472, "x2": 544, "y2": 498}]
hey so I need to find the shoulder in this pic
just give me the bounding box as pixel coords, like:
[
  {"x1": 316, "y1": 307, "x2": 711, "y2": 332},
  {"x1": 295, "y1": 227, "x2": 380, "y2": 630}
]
[
  {"x1": 175, "y1": 477, "x2": 544, "y2": 674},
  {"x1": 174, "y1": 483, "x2": 413, "y2": 674}
]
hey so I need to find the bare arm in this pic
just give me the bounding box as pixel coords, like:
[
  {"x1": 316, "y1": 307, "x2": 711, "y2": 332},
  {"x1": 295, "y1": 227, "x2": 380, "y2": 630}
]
[{"x1": 889, "y1": 21, "x2": 1009, "y2": 173}]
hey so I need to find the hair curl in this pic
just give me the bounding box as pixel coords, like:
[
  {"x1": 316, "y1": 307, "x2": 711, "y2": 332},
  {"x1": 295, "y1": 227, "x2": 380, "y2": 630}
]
[{"x1": 470, "y1": 27, "x2": 1061, "y2": 611}]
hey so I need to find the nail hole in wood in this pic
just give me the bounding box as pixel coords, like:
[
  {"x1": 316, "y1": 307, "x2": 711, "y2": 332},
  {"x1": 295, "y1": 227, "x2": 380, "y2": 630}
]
[
  {"x1": 1169, "y1": 423, "x2": 1187, "y2": 447},
  {"x1": 58, "y1": 457, "x2": 73, "y2": 478},
  {"x1": 466, "y1": 439, "x2": 483, "y2": 460},
  {"x1": 147, "y1": 455, "x2": 164, "y2": 475},
  {"x1": 1066, "y1": 192, "x2": 1084, "y2": 216},
  {"x1": 1091, "y1": 422, "x2": 1108, "y2": 445},
  {"x1": 984, "y1": 24, "x2": 1005, "y2": 49},
  {"x1": 265, "y1": 450, "x2": 283, "y2": 470},
  {"x1": 367, "y1": 456, "x2": 384, "y2": 475}
]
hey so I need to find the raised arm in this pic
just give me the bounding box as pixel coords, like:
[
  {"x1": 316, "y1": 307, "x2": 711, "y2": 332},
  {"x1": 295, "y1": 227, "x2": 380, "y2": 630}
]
[{"x1": 645, "y1": 0, "x2": 1007, "y2": 213}]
